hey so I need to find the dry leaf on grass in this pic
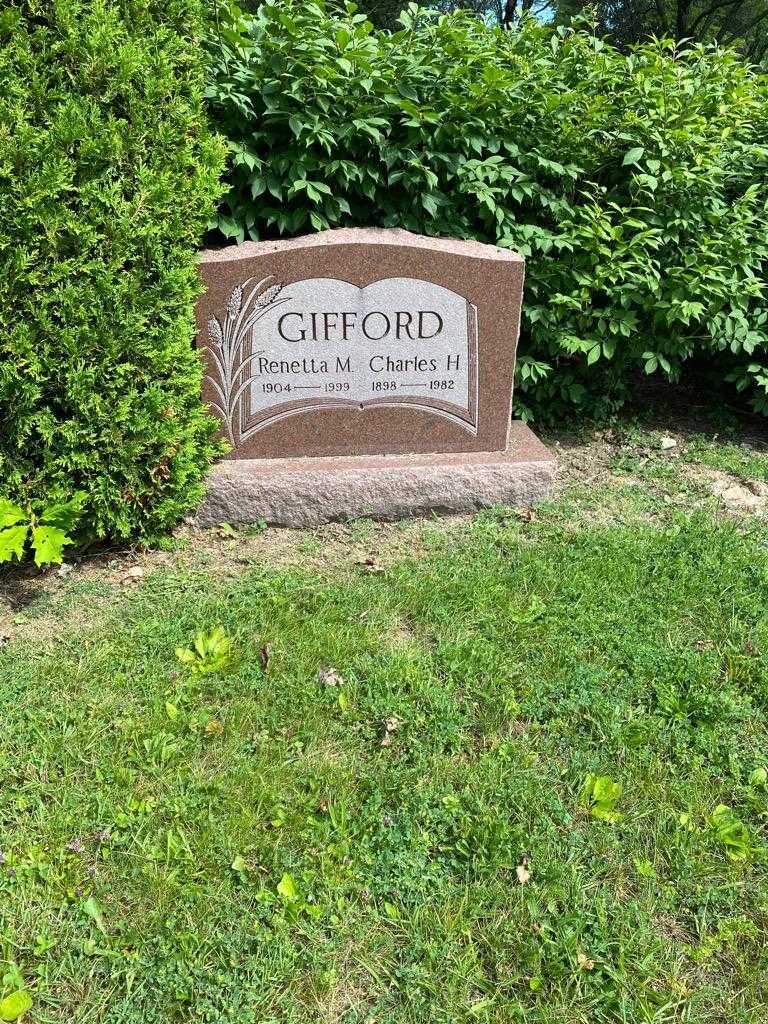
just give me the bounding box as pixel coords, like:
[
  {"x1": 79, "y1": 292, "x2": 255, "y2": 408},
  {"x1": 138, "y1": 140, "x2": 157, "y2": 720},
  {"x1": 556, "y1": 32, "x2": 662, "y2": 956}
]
[
  {"x1": 380, "y1": 716, "x2": 401, "y2": 747},
  {"x1": 515, "y1": 857, "x2": 531, "y2": 884},
  {"x1": 317, "y1": 665, "x2": 343, "y2": 687},
  {"x1": 260, "y1": 643, "x2": 272, "y2": 671},
  {"x1": 577, "y1": 951, "x2": 595, "y2": 970},
  {"x1": 357, "y1": 557, "x2": 385, "y2": 574},
  {"x1": 204, "y1": 719, "x2": 225, "y2": 737}
]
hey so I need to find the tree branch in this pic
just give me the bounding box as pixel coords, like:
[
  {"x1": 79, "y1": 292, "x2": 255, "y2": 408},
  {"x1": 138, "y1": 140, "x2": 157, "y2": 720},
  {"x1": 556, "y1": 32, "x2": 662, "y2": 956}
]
[
  {"x1": 502, "y1": 0, "x2": 518, "y2": 27},
  {"x1": 676, "y1": 0, "x2": 693, "y2": 39},
  {"x1": 652, "y1": 0, "x2": 671, "y2": 34},
  {"x1": 690, "y1": 0, "x2": 744, "y2": 35},
  {"x1": 720, "y1": 3, "x2": 768, "y2": 42}
]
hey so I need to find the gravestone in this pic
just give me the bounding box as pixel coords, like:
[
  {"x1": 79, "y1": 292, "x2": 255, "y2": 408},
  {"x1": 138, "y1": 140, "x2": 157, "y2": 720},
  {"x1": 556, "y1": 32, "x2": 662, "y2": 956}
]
[{"x1": 195, "y1": 228, "x2": 554, "y2": 526}]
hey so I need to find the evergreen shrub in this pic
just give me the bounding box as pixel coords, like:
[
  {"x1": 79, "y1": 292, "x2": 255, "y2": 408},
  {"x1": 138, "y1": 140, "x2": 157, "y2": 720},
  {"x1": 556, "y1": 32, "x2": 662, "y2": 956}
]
[{"x1": 0, "y1": 0, "x2": 227, "y2": 542}]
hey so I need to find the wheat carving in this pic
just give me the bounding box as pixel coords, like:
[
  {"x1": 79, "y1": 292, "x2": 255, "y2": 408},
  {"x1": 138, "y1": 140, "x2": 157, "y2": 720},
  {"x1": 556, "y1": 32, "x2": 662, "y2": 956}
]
[{"x1": 203, "y1": 276, "x2": 291, "y2": 446}]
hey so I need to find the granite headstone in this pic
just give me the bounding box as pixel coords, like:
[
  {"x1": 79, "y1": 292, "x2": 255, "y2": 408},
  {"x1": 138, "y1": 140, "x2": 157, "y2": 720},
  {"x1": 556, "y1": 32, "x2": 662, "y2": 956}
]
[{"x1": 195, "y1": 228, "x2": 554, "y2": 525}]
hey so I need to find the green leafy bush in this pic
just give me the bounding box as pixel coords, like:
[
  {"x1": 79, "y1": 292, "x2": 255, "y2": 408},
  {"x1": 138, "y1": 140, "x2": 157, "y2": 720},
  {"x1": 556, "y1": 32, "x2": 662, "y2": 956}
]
[
  {"x1": 206, "y1": 2, "x2": 768, "y2": 419},
  {"x1": 0, "y1": 0, "x2": 227, "y2": 543}
]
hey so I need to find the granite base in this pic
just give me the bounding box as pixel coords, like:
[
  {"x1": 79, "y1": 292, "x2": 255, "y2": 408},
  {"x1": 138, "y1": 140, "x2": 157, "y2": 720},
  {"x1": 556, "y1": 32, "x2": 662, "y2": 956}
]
[{"x1": 195, "y1": 422, "x2": 555, "y2": 529}]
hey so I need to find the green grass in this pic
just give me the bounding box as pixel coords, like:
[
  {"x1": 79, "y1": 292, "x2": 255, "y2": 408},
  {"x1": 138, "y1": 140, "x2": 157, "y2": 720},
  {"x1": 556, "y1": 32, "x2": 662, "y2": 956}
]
[
  {"x1": 2, "y1": 493, "x2": 768, "y2": 1022},
  {"x1": 681, "y1": 437, "x2": 768, "y2": 483}
]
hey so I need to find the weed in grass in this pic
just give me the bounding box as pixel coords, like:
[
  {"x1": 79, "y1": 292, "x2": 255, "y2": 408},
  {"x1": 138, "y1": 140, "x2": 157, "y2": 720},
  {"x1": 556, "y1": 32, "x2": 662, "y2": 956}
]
[
  {"x1": 580, "y1": 774, "x2": 623, "y2": 822},
  {"x1": 174, "y1": 625, "x2": 233, "y2": 676}
]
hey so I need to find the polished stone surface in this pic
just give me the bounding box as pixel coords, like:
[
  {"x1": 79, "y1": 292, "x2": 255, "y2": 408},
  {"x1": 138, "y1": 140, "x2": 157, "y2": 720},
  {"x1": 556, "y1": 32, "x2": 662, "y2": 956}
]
[{"x1": 197, "y1": 228, "x2": 524, "y2": 460}]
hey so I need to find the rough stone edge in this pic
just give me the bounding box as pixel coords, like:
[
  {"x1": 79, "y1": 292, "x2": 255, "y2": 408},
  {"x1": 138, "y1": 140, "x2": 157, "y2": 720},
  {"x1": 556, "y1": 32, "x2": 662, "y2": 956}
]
[
  {"x1": 194, "y1": 425, "x2": 556, "y2": 529},
  {"x1": 199, "y1": 227, "x2": 523, "y2": 265}
]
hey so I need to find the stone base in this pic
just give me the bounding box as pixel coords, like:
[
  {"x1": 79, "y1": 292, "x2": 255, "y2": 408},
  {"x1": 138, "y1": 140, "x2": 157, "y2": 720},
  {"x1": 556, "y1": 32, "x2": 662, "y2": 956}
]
[{"x1": 195, "y1": 422, "x2": 556, "y2": 529}]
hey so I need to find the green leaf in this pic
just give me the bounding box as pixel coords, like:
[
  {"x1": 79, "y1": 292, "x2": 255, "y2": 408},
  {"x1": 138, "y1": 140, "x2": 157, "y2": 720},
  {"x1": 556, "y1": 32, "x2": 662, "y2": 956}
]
[
  {"x1": 83, "y1": 896, "x2": 107, "y2": 935},
  {"x1": 623, "y1": 146, "x2": 644, "y2": 166},
  {"x1": 30, "y1": 525, "x2": 69, "y2": 566},
  {"x1": 509, "y1": 596, "x2": 546, "y2": 624},
  {"x1": 581, "y1": 773, "x2": 623, "y2": 822},
  {"x1": 0, "y1": 991, "x2": 32, "y2": 1022},
  {"x1": 277, "y1": 872, "x2": 298, "y2": 902},
  {"x1": 0, "y1": 499, "x2": 25, "y2": 530},
  {"x1": 709, "y1": 804, "x2": 753, "y2": 860},
  {"x1": 0, "y1": 525, "x2": 28, "y2": 563},
  {"x1": 638, "y1": 173, "x2": 658, "y2": 190},
  {"x1": 231, "y1": 854, "x2": 249, "y2": 873}
]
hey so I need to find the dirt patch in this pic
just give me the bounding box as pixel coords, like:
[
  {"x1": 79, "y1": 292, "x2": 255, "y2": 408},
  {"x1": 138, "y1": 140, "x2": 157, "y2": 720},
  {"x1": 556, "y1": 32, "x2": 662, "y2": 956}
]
[
  {"x1": 687, "y1": 466, "x2": 768, "y2": 515},
  {"x1": 541, "y1": 427, "x2": 618, "y2": 488},
  {"x1": 543, "y1": 420, "x2": 768, "y2": 511}
]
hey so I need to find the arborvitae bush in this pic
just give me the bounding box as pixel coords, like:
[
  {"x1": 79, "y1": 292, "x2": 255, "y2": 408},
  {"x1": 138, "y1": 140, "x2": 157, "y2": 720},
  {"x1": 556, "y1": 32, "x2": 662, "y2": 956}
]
[
  {"x1": 207, "y1": 2, "x2": 768, "y2": 420},
  {"x1": 0, "y1": 0, "x2": 226, "y2": 543}
]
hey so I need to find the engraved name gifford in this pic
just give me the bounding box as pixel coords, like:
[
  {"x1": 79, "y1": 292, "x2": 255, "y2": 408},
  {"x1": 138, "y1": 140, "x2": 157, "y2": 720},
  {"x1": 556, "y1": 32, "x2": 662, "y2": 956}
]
[{"x1": 203, "y1": 275, "x2": 478, "y2": 447}]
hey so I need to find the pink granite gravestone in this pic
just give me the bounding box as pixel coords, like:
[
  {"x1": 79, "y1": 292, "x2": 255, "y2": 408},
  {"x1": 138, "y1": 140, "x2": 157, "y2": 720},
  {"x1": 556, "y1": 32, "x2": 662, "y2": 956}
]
[{"x1": 194, "y1": 228, "x2": 554, "y2": 526}]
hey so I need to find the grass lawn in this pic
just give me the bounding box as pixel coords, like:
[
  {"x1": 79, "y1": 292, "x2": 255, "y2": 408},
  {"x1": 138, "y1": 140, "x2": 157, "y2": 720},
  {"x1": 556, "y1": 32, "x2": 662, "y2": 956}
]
[{"x1": 2, "y1": 422, "x2": 768, "y2": 1023}]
